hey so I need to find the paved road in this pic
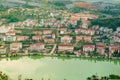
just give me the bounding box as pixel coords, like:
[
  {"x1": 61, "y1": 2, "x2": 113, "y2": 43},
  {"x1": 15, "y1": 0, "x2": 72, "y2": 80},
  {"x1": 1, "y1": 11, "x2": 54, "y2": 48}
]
[{"x1": 50, "y1": 44, "x2": 57, "y2": 55}]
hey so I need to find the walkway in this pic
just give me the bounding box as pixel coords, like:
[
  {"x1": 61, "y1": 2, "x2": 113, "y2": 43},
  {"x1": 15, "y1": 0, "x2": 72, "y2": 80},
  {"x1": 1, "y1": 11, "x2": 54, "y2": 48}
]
[{"x1": 50, "y1": 44, "x2": 57, "y2": 55}]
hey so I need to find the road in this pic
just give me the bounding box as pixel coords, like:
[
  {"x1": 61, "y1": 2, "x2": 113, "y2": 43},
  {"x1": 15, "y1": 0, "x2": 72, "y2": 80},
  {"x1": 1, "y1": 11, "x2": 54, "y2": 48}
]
[{"x1": 50, "y1": 44, "x2": 57, "y2": 55}]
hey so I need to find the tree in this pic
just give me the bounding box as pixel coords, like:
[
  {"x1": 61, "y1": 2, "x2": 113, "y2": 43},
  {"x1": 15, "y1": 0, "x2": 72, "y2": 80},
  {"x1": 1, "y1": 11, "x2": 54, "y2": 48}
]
[
  {"x1": 90, "y1": 18, "x2": 120, "y2": 31},
  {"x1": 109, "y1": 74, "x2": 120, "y2": 79},
  {"x1": 76, "y1": 19, "x2": 81, "y2": 28},
  {"x1": 0, "y1": 71, "x2": 9, "y2": 80},
  {"x1": 112, "y1": 50, "x2": 120, "y2": 57},
  {"x1": 0, "y1": 39, "x2": 3, "y2": 46}
]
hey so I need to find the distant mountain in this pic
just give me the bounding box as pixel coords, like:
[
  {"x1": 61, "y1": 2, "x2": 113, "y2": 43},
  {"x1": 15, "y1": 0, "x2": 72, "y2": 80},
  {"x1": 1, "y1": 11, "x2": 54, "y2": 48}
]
[
  {"x1": 0, "y1": 0, "x2": 41, "y2": 7},
  {"x1": 64, "y1": 0, "x2": 120, "y2": 4},
  {"x1": 0, "y1": 0, "x2": 119, "y2": 8}
]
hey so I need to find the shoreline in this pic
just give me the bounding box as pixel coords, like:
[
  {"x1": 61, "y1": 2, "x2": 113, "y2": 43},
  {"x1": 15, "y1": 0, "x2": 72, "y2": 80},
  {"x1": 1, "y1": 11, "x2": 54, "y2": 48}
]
[{"x1": 0, "y1": 53, "x2": 120, "y2": 60}]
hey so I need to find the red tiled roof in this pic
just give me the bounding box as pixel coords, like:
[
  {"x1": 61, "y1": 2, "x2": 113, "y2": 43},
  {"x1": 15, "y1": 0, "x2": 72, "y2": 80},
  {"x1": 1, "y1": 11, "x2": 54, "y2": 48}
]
[
  {"x1": 59, "y1": 44, "x2": 73, "y2": 46},
  {"x1": 96, "y1": 45, "x2": 105, "y2": 49},
  {"x1": 62, "y1": 35, "x2": 71, "y2": 38},
  {"x1": 83, "y1": 45, "x2": 95, "y2": 48},
  {"x1": 31, "y1": 43, "x2": 43, "y2": 46}
]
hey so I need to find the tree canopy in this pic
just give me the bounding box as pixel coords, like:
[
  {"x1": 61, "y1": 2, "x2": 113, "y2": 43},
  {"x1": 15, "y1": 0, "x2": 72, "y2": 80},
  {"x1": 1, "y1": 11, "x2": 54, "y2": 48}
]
[{"x1": 89, "y1": 18, "x2": 120, "y2": 31}]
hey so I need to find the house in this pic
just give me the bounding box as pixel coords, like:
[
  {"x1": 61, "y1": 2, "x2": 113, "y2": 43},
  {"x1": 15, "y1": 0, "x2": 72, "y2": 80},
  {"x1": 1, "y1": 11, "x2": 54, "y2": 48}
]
[
  {"x1": 60, "y1": 28, "x2": 67, "y2": 34},
  {"x1": 3, "y1": 30, "x2": 16, "y2": 41},
  {"x1": 71, "y1": 13, "x2": 98, "y2": 21},
  {"x1": 17, "y1": 36, "x2": 29, "y2": 41},
  {"x1": 6, "y1": 30, "x2": 15, "y2": 36},
  {"x1": 75, "y1": 28, "x2": 95, "y2": 35},
  {"x1": 32, "y1": 36, "x2": 41, "y2": 41},
  {"x1": 0, "y1": 46, "x2": 6, "y2": 54},
  {"x1": 74, "y1": 50, "x2": 82, "y2": 56},
  {"x1": 87, "y1": 29, "x2": 95, "y2": 35},
  {"x1": 0, "y1": 34, "x2": 3, "y2": 39},
  {"x1": 10, "y1": 42, "x2": 22, "y2": 51},
  {"x1": 83, "y1": 36, "x2": 92, "y2": 42},
  {"x1": 29, "y1": 43, "x2": 44, "y2": 51},
  {"x1": 3, "y1": 36, "x2": 16, "y2": 41},
  {"x1": 32, "y1": 31, "x2": 42, "y2": 35},
  {"x1": 81, "y1": 22, "x2": 88, "y2": 29},
  {"x1": 52, "y1": 34, "x2": 55, "y2": 38},
  {"x1": 76, "y1": 36, "x2": 83, "y2": 42},
  {"x1": 43, "y1": 34, "x2": 55, "y2": 39},
  {"x1": 117, "y1": 27, "x2": 120, "y2": 32},
  {"x1": 44, "y1": 38, "x2": 55, "y2": 43},
  {"x1": 0, "y1": 26, "x2": 13, "y2": 33},
  {"x1": 58, "y1": 44, "x2": 74, "y2": 52},
  {"x1": 109, "y1": 45, "x2": 120, "y2": 54},
  {"x1": 76, "y1": 35, "x2": 91, "y2": 42},
  {"x1": 96, "y1": 45, "x2": 105, "y2": 55},
  {"x1": 61, "y1": 35, "x2": 72, "y2": 43},
  {"x1": 83, "y1": 45, "x2": 95, "y2": 52},
  {"x1": 114, "y1": 36, "x2": 120, "y2": 43},
  {"x1": 43, "y1": 30, "x2": 52, "y2": 35}
]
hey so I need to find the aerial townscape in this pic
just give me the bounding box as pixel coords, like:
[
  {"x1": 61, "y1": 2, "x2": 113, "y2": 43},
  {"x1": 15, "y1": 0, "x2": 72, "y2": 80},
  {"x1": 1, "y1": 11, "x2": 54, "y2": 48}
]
[{"x1": 0, "y1": 0, "x2": 120, "y2": 80}]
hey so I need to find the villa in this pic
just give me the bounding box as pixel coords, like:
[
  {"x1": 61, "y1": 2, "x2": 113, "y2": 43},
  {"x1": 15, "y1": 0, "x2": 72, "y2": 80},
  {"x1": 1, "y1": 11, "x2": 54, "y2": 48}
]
[
  {"x1": 44, "y1": 38, "x2": 55, "y2": 43},
  {"x1": 83, "y1": 45, "x2": 95, "y2": 52},
  {"x1": 17, "y1": 36, "x2": 29, "y2": 41},
  {"x1": 29, "y1": 43, "x2": 44, "y2": 51},
  {"x1": 96, "y1": 45, "x2": 105, "y2": 55},
  {"x1": 32, "y1": 31, "x2": 43, "y2": 35},
  {"x1": 0, "y1": 46, "x2": 6, "y2": 54},
  {"x1": 58, "y1": 44, "x2": 74, "y2": 52},
  {"x1": 109, "y1": 45, "x2": 120, "y2": 54},
  {"x1": 76, "y1": 35, "x2": 91, "y2": 42},
  {"x1": 61, "y1": 35, "x2": 72, "y2": 43},
  {"x1": 75, "y1": 28, "x2": 95, "y2": 35},
  {"x1": 3, "y1": 36, "x2": 16, "y2": 41},
  {"x1": 43, "y1": 30, "x2": 52, "y2": 35},
  {"x1": 10, "y1": 42, "x2": 22, "y2": 51},
  {"x1": 6, "y1": 30, "x2": 15, "y2": 36},
  {"x1": 32, "y1": 36, "x2": 42, "y2": 41},
  {"x1": 60, "y1": 28, "x2": 67, "y2": 34}
]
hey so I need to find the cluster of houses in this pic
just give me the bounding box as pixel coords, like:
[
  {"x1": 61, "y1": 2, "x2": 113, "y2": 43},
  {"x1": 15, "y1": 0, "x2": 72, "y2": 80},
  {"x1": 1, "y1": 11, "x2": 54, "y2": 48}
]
[
  {"x1": 58, "y1": 27, "x2": 120, "y2": 56},
  {"x1": 0, "y1": 8, "x2": 120, "y2": 57}
]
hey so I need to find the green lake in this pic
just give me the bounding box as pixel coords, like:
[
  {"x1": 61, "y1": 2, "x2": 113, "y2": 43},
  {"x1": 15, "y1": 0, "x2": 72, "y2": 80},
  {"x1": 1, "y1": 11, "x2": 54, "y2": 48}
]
[{"x1": 0, "y1": 56, "x2": 120, "y2": 80}]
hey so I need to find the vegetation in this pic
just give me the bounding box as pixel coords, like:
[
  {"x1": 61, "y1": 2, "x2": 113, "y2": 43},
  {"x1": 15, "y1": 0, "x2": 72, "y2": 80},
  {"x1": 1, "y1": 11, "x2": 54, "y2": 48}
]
[
  {"x1": 0, "y1": 9, "x2": 27, "y2": 23},
  {"x1": 68, "y1": 6, "x2": 86, "y2": 13},
  {"x1": 0, "y1": 39, "x2": 3, "y2": 46},
  {"x1": 100, "y1": 4, "x2": 120, "y2": 16},
  {"x1": 0, "y1": 71, "x2": 8, "y2": 80},
  {"x1": 89, "y1": 18, "x2": 120, "y2": 31},
  {"x1": 87, "y1": 74, "x2": 120, "y2": 80},
  {"x1": 52, "y1": 1, "x2": 66, "y2": 7},
  {"x1": 112, "y1": 50, "x2": 120, "y2": 58},
  {"x1": 0, "y1": 5, "x2": 8, "y2": 12}
]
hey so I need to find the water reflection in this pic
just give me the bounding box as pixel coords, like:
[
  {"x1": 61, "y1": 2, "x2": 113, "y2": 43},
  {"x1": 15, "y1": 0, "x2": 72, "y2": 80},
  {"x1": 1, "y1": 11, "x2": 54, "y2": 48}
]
[
  {"x1": 0, "y1": 55, "x2": 120, "y2": 65},
  {"x1": 0, "y1": 55, "x2": 120, "y2": 80}
]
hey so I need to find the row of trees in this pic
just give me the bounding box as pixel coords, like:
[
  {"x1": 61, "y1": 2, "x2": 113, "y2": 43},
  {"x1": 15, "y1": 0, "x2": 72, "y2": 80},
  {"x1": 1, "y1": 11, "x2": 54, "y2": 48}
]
[{"x1": 87, "y1": 74, "x2": 120, "y2": 80}]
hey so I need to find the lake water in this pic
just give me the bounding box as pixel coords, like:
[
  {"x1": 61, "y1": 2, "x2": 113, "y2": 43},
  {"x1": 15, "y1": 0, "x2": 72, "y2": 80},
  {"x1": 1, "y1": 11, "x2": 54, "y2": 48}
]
[{"x1": 0, "y1": 56, "x2": 120, "y2": 80}]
